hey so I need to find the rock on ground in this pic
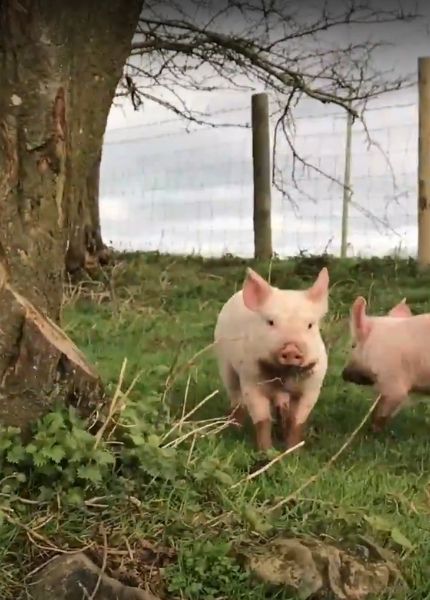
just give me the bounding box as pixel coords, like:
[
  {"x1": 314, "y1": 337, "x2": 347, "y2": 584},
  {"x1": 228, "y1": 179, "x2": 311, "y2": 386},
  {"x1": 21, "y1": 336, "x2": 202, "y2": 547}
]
[
  {"x1": 244, "y1": 536, "x2": 406, "y2": 600},
  {"x1": 29, "y1": 552, "x2": 161, "y2": 600}
]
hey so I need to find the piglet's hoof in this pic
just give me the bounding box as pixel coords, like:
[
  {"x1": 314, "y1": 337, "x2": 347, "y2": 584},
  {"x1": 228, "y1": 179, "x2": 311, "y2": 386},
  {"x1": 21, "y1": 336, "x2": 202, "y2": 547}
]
[
  {"x1": 283, "y1": 425, "x2": 304, "y2": 450},
  {"x1": 285, "y1": 440, "x2": 304, "y2": 451},
  {"x1": 255, "y1": 419, "x2": 273, "y2": 451},
  {"x1": 371, "y1": 416, "x2": 388, "y2": 434}
]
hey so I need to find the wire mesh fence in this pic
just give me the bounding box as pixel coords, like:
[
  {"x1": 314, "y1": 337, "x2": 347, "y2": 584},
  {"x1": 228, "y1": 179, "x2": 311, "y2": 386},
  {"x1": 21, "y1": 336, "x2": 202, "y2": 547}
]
[{"x1": 100, "y1": 93, "x2": 417, "y2": 259}]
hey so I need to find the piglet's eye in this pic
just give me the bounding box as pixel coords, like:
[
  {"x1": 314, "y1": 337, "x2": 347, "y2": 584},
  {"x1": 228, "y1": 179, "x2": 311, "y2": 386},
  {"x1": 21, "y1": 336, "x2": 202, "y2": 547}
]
[
  {"x1": 351, "y1": 342, "x2": 357, "y2": 349},
  {"x1": 308, "y1": 322, "x2": 313, "y2": 329},
  {"x1": 266, "y1": 319, "x2": 274, "y2": 326}
]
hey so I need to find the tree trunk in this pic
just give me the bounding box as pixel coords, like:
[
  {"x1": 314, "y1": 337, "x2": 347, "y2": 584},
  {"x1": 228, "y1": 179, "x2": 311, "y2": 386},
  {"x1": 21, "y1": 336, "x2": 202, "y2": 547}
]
[
  {"x1": 0, "y1": 1, "x2": 142, "y2": 429},
  {"x1": 66, "y1": 148, "x2": 109, "y2": 274},
  {"x1": 64, "y1": 4, "x2": 141, "y2": 275}
]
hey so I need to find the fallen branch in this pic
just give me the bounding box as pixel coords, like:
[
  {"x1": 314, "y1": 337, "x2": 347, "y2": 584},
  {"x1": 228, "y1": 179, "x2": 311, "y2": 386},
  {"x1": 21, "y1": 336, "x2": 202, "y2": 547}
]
[
  {"x1": 268, "y1": 395, "x2": 381, "y2": 513},
  {"x1": 231, "y1": 441, "x2": 305, "y2": 489}
]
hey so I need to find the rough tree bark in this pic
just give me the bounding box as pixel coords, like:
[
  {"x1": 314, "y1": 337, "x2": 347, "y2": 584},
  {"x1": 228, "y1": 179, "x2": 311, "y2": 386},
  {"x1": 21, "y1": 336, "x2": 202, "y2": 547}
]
[
  {"x1": 64, "y1": 6, "x2": 141, "y2": 275},
  {"x1": 66, "y1": 148, "x2": 107, "y2": 274},
  {"x1": 0, "y1": 1, "x2": 142, "y2": 428}
]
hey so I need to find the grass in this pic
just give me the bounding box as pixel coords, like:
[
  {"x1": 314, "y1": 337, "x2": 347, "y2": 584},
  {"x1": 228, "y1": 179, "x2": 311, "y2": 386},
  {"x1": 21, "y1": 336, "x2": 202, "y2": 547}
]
[{"x1": 2, "y1": 251, "x2": 430, "y2": 599}]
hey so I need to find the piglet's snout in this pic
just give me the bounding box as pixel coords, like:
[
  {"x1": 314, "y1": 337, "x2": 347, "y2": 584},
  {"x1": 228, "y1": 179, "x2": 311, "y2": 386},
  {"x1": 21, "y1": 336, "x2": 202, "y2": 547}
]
[{"x1": 278, "y1": 342, "x2": 304, "y2": 366}]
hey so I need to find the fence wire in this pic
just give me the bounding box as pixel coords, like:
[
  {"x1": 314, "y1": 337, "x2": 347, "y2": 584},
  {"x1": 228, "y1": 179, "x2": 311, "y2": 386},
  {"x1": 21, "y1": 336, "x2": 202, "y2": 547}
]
[{"x1": 100, "y1": 94, "x2": 417, "y2": 258}]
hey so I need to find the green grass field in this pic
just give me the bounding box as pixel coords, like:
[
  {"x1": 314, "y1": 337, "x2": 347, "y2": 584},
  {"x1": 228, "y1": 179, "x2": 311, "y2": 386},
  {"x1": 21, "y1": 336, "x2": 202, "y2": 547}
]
[{"x1": 2, "y1": 252, "x2": 430, "y2": 599}]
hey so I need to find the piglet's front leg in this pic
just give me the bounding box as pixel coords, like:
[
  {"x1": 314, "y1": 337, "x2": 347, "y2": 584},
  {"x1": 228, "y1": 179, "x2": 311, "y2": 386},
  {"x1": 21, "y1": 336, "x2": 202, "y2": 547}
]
[
  {"x1": 282, "y1": 385, "x2": 322, "y2": 449},
  {"x1": 371, "y1": 392, "x2": 408, "y2": 433},
  {"x1": 241, "y1": 383, "x2": 273, "y2": 451},
  {"x1": 254, "y1": 419, "x2": 273, "y2": 451},
  {"x1": 273, "y1": 390, "x2": 304, "y2": 449},
  {"x1": 284, "y1": 403, "x2": 304, "y2": 449},
  {"x1": 229, "y1": 403, "x2": 247, "y2": 428},
  {"x1": 273, "y1": 391, "x2": 290, "y2": 438}
]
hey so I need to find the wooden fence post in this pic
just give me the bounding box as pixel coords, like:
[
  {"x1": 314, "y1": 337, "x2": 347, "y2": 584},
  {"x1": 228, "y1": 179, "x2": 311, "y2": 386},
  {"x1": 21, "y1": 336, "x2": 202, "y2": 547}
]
[
  {"x1": 252, "y1": 92, "x2": 273, "y2": 259},
  {"x1": 418, "y1": 57, "x2": 430, "y2": 268}
]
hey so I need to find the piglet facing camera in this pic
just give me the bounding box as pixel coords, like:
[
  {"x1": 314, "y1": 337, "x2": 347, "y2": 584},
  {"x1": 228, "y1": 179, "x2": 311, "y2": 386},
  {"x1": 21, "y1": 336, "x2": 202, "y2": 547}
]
[{"x1": 213, "y1": 266, "x2": 330, "y2": 451}]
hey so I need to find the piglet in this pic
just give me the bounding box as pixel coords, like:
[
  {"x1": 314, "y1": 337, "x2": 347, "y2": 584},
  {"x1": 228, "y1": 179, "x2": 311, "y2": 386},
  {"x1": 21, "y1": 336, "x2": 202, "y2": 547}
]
[
  {"x1": 213, "y1": 266, "x2": 330, "y2": 451},
  {"x1": 387, "y1": 298, "x2": 412, "y2": 318},
  {"x1": 341, "y1": 296, "x2": 430, "y2": 432}
]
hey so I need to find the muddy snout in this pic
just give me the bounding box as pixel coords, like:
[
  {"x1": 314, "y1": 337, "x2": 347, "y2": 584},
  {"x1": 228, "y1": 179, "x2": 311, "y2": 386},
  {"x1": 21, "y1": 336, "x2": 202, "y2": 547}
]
[{"x1": 278, "y1": 342, "x2": 305, "y2": 366}]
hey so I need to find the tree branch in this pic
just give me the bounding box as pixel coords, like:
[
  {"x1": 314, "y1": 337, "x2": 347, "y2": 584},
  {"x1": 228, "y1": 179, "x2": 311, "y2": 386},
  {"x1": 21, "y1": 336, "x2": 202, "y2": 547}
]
[{"x1": 116, "y1": 0, "x2": 420, "y2": 215}]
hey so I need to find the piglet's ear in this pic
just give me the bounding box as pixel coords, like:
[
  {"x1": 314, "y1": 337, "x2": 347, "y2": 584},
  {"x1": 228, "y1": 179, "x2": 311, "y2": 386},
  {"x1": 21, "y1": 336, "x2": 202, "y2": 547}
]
[
  {"x1": 388, "y1": 298, "x2": 412, "y2": 318},
  {"x1": 306, "y1": 267, "x2": 329, "y2": 303},
  {"x1": 351, "y1": 296, "x2": 371, "y2": 340},
  {"x1": 242, "y1": 268, "x2": 272, "y2": 311}
]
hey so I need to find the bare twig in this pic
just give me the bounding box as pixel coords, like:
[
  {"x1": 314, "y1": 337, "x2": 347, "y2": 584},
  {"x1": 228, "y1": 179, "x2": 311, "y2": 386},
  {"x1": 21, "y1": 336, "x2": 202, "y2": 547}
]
[
  {"x1": 5, "y1": 513, "x2": 94, "y2": 555},
  {"x1": 94, "y1": 358, "x2": 128, "y2": 448},
  {"x1": 89, "y1": 525, "x2": 108, "y2": 600},
  {"x1": 163, "y1": 340, "x2": 217, "y2": 395},
  {"x1": 119, "y1": 0, "x2": 419, "y2": 210},
  {"x1": 268, "y1": 395, "x2": 381, "y2": 513},
  {"x1": 161, "y1": 388, "x2": 220, "y2": 444},
  {"x1": 231, "y1": 441, "x2": 305, "y2": 489}
]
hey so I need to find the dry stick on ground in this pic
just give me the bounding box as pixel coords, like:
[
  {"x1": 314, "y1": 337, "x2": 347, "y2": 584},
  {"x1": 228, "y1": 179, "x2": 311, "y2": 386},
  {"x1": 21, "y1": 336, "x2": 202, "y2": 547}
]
[
  {"x1": 230, "y1": 441, "x2": 305, "y2": 490},
  {"x1": 106, "y1": 368, "x2": 143, "y2": 442},
  {"x1": 163, "y1": 340, "x2": 185, "y2": 394},
  {"x1": 25, "y1": 555, "x2": 62, "y2": 583},
  {"x1": 174, "y1": 419, "x2": 233, "y2": 447},
  {"x1": 5, "y1": 513, "x2": 94, "y2": 555},
  {"x1": 179, "y1": 372, "x2": 192, "y2": 433},
  {"x1": 94, "y1": 358, "x2": 128, "y2": 448},
  {"x1": 162, "y1": 335, "x2": 244, "y2": 407},
  {"x1": 268, "y1": 395, "x2": 381, "y2": 514},
  {"x1": 161, "y1": 388, "x2": 219, "y2": 443},
  {"x1": 89, "y1": 525, "x2": 108, "y2": 600},
  {"x1": 164, "y1": 413, "x2": 232, "y2": 449},
  {"x1": 187, "y1": 434, "x2": 197, "y2": 465},
  {"x1": 163, "y1": 340, "x2": 217, "y2": 397},
  {"x1": 0, "y1": 492, "x2": 46, "y2": 506}
]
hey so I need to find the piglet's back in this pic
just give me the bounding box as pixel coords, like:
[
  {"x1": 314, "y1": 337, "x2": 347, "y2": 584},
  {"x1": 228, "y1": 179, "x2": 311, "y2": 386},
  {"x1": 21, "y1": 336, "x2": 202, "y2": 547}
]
[
  {"x1": 369, "y1": 314, "x2": 430, "y2": 377},
  {"x1": 371, "y1": 313, "x2": 430, "y2": 346}
]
